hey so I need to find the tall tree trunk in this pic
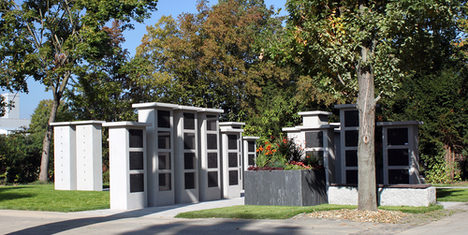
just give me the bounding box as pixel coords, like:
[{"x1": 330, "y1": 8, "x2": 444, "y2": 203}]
[
  {"x1": 38, "y1": 95, "x2": 60, "y2": 182},
  {"x1": 357, "y1": 45, "x2": 378, "y2": 211}
]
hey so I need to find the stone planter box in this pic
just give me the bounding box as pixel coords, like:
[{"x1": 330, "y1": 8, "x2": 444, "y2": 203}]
[
  {"x1": 328, "y1": 184, "x2": 436, "y2": 207},
  {"x1": 244, "y1": 169, "x2": 327, "y2": 206}
]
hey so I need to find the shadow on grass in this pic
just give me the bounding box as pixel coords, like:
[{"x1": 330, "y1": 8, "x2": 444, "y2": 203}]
[
  {"x1": 437, "y1": 188, "x2": 458, "y2": 199},
  {"x1": 0, "y1": 192, "x2": 35, "y2": 202},
  {"x1": 0, "y1": 187, "x2": 35, "y2": 202},
  {"x1": 0, "y1": 186, "x2": 27, "y2": 191}
]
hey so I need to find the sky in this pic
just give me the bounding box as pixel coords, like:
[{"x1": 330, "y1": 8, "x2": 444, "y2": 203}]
[{"x1": 7, "y1": 0, "x2": 287, "y2": 119}]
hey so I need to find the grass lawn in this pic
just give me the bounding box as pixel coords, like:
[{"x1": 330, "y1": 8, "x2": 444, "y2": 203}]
[
  {"x1": 432, "y1": 181, "x2": 468, "y2": 187},
  {"x1": 0, "y1": 183, "x2": 109, "y2": 212},
  {"x1": 176, "y1": 204, "x2": 442, "y2": 219},
  {"x1": 436, "y1": 188, "x2": 468, "y2": 202}
]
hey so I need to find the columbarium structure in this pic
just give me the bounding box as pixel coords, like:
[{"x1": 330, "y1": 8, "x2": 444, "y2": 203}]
[
  {"x1": 219, "y1": 122, "x2": 245, "y2": 198},
  {"x1": 335, "y1": 104, "x2": 422, "y2": 185},
  {"x1": 51, "y1": 120, "x2": 105, "y2": 191},
  {"x1": 132, "y1": 102, "x2": 224, "y2": 206},
  {"x1": 104, "y1": 121, "x2": 149, "y2": 210},
  {"x1": 243, "y1": 136, "x2": 260, "y2": 170},
  {"x1": 52, "y1": 102, "x2": 260, "y2": 209},
  {"x1": 283, "y1": 105, "x2": 423, "y2": 186},
  {"x1": 282, "y1": 111, "x2": 338, "y2": 185}
]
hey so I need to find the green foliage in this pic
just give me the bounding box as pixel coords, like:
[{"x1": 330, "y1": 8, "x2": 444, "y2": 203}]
[
  {"x1": 243, "y1": 87, "x2": 303, "y2": 138},
  {"x1": 0, "y1": 0, "x2": 158, "y2": 181},
  {"x1": 0, "y1": 133, "x2": 41, "y2": 184},
  {"x1": 66, "y1": 21, "x2": 136, "y2": 122},
  {"x1": 29, "y1": 100, "x2": 73, "y2": 138},
  {"x1": 423, "y1": 152, "x2": 461, "y2": 184},
  {"x1": 0, "y1": 184, "x2": 109, "y2": 212},
  {"x1": 384, "y1": 65, "x2": 468, "y2": 179},
  {"x1": 0, "y1": 100, "x2": 72, "y2": 184},
  {"x1": 280, "y1": 0, "x2": 462, "y2": 104},
  {"x1": 132, "y1": 0, "x2": 295, "y2": 123},
  {"x1": 0, "y1": 0, "x2": 158, "y2": 94}
]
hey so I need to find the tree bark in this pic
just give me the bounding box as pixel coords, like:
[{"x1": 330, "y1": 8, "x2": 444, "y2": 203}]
[
  {"x1": 357, "y1": 45, "x2": 378, "y2": 211},
  {"x1": 38, "y1": 94, "x2": 60, "y2": 182}
]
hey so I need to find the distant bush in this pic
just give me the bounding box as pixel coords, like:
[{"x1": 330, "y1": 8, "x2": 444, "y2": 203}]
[
  {"x1": 423, "y1": 150, "x2": 461, "y2": 184},
  {"x1": 0, "y1": 132, "x2": 42, "y2": 184}
]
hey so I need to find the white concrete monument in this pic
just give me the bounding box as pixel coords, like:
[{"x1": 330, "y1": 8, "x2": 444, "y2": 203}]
[
  {"x1": 132, "y1": 102, "x2": 224, "y2": 206},
  {"x1": 219, "y1": 122, "x2": 245, "y2": 198},
  {"x1": 75, "y1": 121, "x2": 105, "y2": 191},
  {"x1": 104, "y1": 121, "x2": 149, "y2": 210},
  {"x1": 243, "y1": 136, "x2": 259, "y2": 170},
  {"x1": 51, "y1": 122, "x2": 76, "y2": 190}
]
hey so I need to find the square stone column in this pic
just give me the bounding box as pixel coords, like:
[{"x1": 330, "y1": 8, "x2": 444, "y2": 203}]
[
  {"x1": 220, "y1": 122, "x2": 245, "y2": 199},
  {"x1": 104, "y1": 122, "x2": 149, "y2": 210},
  {"x1": 243, "y1": 136, "x2": 259, "y2": 170},
  {"x1": 51, "y1": 122, "x2": 76, "y2": 190},
  {"x1": 74, "y1": 121, "x2": 105, "y2": 191}
]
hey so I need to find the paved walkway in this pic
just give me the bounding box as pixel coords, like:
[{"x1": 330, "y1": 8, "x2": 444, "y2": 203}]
[{"x1": 1, "y1": 199, "x2": 468, "y2": 235}]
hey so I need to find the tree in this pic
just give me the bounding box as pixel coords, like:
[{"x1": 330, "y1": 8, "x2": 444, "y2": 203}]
[
  {"x1": 0, "y1": 0, "x2": 158, "y2": 182},
  {"x1": 66, "y1": 20, "x2": 135, "y2": 122},
  {"x1": 132, "y1": 0, "x2": 292, "y2": 121},
  {"x1": 282, "y1": 0, "x2": 461, "y2": 210},
  {"x1": 0, "y1": 99, "x2": 71, "y2": 183}
]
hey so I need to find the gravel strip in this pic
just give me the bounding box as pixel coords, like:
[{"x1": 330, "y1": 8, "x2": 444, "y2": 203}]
[{"x1": 302, "y1": 209, "x2": 408, "y2": 224}]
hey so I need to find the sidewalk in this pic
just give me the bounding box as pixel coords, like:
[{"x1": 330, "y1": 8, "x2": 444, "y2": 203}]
[
  {"x1": 75, "y1": 197, "x2": 245, "y2": 218},
  {"x1": 1, "y1": 199, "x2": 468, "y2": 235},
  {"x1": 397, "y1": 202, "x2": 468, "y2": 235}
]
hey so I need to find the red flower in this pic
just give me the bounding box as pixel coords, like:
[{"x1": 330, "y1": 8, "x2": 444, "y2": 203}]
[{"x1": 283, "y1": 138, "x2": 287, "y2": 144}]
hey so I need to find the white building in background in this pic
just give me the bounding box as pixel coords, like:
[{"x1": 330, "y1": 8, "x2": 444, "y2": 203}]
[{"x1": 0, "y1": 93, "x2": 31, "y2": 134}]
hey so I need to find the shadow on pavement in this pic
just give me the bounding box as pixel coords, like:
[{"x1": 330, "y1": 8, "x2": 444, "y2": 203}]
[
  {"x1": 120, "y1": 220, "x2": 300, "y2": 235},
  {"x1": 7, "y1": 201, "x2": 297, "y2": 235}
]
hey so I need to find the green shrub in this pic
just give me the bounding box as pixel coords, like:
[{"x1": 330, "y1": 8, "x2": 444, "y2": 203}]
[
  {"x1": 423, "y1": 151, "x2": 461, "y2": 184},
  {"x1": 0, "y1": 133, "x2": 42, "y2": 184}
]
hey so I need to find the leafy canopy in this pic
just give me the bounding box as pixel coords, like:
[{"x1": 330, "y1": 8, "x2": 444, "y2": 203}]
[{"x1": 279, "y1": 0, "x2": 461, "y2": 105}]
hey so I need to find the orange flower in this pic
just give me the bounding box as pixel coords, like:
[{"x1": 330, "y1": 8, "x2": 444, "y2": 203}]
[
  {"x1": 258, "y1": 146, "x2": 264, "y2": 152},
  {"x1": 266, "y1": 145, "x2": 271, "y2": 150},
  {"x1": 273, "y1": 149, "x2": 277, "y2": 153}
]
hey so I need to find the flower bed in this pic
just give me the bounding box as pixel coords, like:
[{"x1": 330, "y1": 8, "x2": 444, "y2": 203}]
[{"x1": 244, "y1": 136, "x2": 327, "y2": 206}]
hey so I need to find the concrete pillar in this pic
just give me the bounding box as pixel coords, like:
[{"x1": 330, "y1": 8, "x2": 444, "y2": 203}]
[
  {"x1": 220, "y1": 122, "x2": 245, "y2": 199},
  {"x1": 282, "y1": 111, "x2": 338, "y2": 186},
  {"x1": 74, "y1": 121, "x2": 105, "y2": 191},
  {"x1": 174, "y1": 110, "x2": 200, "y2": 203},
  {"x1": 133, "y1": 102, "x2": 223, "y2": 205},
  {"x1": 199, "y1": 113, "x2": 222, "y2": 201},
  {"x1": 104, "y1": 122, "x2": 149, "y2": 210},
  {"x1": 51, "y1": 122, "x2": 76, "y2": 190},
  {"x1": 136, "y1": 107, "x2": 175, "y2": 206},
  {"x1": 243, "y1": 136, "x2": 259, "y2": 170}
]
